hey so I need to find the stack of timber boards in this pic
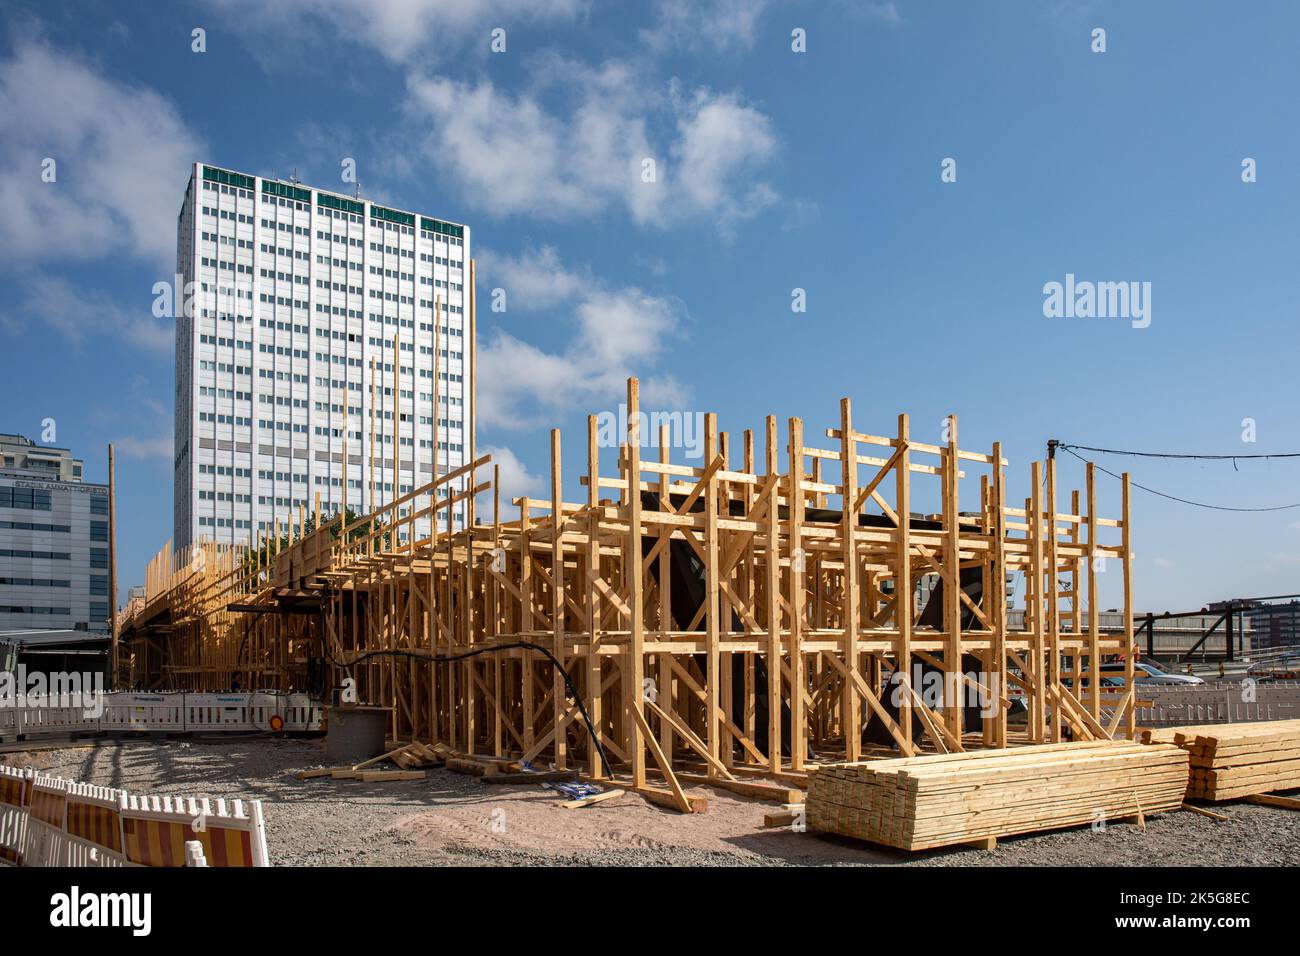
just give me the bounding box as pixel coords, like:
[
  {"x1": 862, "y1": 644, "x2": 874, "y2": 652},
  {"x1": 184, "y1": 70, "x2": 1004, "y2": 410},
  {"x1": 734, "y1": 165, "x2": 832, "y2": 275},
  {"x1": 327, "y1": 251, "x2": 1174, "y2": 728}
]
[
  {"x1": 806, "y1": 741, "x2": 1189, "y2": 851},
  {"x1": 1144, "y1": 720, "x2": 1300, "y2": 802}
]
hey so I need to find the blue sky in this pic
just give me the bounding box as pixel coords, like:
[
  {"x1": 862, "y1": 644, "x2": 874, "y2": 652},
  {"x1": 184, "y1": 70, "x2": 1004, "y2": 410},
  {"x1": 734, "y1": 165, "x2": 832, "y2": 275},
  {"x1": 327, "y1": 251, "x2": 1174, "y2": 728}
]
[{"x1": 1, "y1": 0, "x2": 1298, "y2": 612}]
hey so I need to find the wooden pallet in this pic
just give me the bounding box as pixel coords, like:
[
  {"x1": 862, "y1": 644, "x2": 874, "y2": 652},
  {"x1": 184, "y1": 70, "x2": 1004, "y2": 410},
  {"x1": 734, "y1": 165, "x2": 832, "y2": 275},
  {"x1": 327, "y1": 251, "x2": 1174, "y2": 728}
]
[
  {"x1": 1144, "y1": 720, "x2": 1300, "y2": 801},
  {"x1": 806, "y1": 741, "x2": 1188, "y2": 851}
]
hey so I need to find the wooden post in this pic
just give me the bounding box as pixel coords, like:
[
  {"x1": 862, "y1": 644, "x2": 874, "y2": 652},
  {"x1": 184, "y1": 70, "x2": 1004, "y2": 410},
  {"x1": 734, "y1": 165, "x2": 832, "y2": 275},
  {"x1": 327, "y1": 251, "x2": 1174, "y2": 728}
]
[
  {"x1": 839, "y1": 399, "x2": 861, "y2": 762},
  {"x1": 764, "y1": 417, "x2": 782, "y2": 772},
  {"x1": 369, "y1": 357, "x2": 377, "y2": 525},
  {"x1": 703, "y1": 413, "x2": 721, "y2": 771},
  {"x1": 550, "y1": 429, "x2": 565, "y2": 770},
  {"x1": 392, "y1": 331, "x2": 399, "y2": 535},
  {"x1": 587, "y1": 415, "x2": 603, "y2": 778},
  {"x1": 895, "y1": 414, "x2": 912, "y2": 750},
  {"x1": 108, "y1": 443, "x2": 118, "y2": 687},
  {"x1": 1046, "y1": 457, "x2": 1061, "y2": 742},
  {"x1": 1122, "y1": 472, "x2": 1135, "y2": 739},
  {"x1": 943, "y1": 414, "x2": 962, "y2": 740},
  {"x1": 788, "y1": 417, "x2": 806, "y2": 770},
  {"x1": 626, "y1": 378, "x2": 647, "y2": 787},
  {"x1": 1086, "y1": 462, "x2": 1100, "y2": 717},
  {"x1": 990, "y1": 442, "x2": 1007, "y2": 748}
]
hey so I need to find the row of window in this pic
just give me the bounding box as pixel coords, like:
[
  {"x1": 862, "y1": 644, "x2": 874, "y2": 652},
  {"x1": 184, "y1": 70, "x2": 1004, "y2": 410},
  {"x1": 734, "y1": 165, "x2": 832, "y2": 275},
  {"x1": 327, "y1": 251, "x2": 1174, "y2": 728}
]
[
  {"x1": 0, "y1": 520, "x2": 71, "y2": 533},
  {"x1": 0, "y1": 577, "x2": 70, "y2": 588},
  {"x1": 0, "y1": 487, "x2": 52, "y2": 510}
]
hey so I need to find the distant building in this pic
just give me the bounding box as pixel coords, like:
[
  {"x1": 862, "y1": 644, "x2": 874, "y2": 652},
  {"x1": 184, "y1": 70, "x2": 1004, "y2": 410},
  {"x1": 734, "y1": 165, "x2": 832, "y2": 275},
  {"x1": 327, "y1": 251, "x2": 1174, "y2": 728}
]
[
  {"x1": 0, "y1": 434, "x2": 110, "y2": 633},
  {"x1": 1243, "y1": 601, "x2": 1300, "y2": 654}
]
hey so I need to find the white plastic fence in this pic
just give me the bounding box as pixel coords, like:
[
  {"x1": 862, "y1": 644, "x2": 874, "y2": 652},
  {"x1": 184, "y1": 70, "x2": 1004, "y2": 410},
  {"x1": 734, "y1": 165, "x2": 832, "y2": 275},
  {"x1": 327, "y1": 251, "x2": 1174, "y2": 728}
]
[
  {"x1": 0, "y1": 691, "x2": 323, "y2": 740},
  {"x1": 21, "y1": 775, "x2": 69, "y2": 867},
  {"x1": 1102, "y1": 680, "x2": 1300, "y2": 729},
  {"x1": 0, "y1": 765, "x2": 269, "y2": 867}
]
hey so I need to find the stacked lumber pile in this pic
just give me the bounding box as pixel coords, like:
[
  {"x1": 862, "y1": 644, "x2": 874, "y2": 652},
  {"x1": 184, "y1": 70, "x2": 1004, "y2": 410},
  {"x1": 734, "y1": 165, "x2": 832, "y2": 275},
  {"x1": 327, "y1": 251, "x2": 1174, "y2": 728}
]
[
  {"x1": 1143, "y1": 720, "x2": 1300, "y2": 801},
  {"x1": 294, "y1": 741, "x2": 443, "y2": 782},
  {"x1": 806, "y1": 741, "x2": 1189, "y2": 851}
]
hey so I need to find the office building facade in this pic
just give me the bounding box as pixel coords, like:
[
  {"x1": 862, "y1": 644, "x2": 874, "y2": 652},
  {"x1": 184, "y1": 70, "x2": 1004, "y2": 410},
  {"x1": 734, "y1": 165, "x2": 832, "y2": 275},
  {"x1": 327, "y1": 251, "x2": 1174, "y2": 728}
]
[
  {"x1": 174, "y1": 163, "x2": 471, "y2": 548},
  {"x1": 0, "y1": 434, "x2": 110, "y2": 633}
]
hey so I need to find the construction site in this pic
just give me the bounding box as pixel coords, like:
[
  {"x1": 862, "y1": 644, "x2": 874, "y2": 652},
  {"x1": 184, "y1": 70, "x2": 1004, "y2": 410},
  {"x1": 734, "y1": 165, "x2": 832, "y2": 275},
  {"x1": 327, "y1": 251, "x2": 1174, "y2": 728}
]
[{"x1": 5, "y1": 351, "x2": 1299, "y2": 869}]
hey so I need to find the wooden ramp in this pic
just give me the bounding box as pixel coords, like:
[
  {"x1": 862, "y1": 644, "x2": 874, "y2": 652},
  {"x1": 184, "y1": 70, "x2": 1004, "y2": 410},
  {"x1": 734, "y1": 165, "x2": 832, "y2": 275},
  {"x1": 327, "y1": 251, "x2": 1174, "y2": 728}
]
[
  {"x1": 1145, "y1": 719, "x2": 1300, "y2": 801},
  {"x1": 807, "y1": 741, "x2": 1188, "y2": 851}
]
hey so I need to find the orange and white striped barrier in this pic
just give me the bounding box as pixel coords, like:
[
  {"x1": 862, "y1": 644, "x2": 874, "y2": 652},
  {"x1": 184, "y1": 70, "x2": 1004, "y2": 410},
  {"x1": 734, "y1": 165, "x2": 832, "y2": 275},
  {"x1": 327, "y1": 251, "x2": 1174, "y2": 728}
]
[
  {"x1": 0, "y1": 768, "x2": 270, "y2": 867},
  {"x1": 0, "y1": 766, "x2": 31, "y2": 864},
  {"x1": 64, "y1": 782, "x2": 127, "y2": 866},
  {"x1": 120, "y1": 794, "x2": 268, "y2": 868}
]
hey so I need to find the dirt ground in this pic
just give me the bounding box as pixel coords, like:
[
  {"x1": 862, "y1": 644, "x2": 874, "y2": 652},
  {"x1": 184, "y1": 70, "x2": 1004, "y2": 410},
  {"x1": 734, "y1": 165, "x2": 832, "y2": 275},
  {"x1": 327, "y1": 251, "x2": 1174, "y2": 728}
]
[{"x1": 4, "y1": 737, "x2": 1299, "y2": 866}]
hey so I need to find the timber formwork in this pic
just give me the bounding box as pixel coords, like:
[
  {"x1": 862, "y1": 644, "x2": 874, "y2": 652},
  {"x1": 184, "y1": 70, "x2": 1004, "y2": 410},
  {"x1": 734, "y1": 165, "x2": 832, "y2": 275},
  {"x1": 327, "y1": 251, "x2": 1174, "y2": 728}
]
[{"x1": 118, "y1": 377, "x2": 1138, "y2": 811}]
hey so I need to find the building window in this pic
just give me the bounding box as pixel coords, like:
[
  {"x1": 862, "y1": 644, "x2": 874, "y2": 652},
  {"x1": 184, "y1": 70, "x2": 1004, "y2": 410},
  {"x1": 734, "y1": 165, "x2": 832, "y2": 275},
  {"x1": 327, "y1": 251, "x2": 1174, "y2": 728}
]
[
  {"x1": 90, "y1": 520, "x2": 108, "y2": 542},
  {"x1": 89, "y1": 575, "x2": 109, "y2": 596}
]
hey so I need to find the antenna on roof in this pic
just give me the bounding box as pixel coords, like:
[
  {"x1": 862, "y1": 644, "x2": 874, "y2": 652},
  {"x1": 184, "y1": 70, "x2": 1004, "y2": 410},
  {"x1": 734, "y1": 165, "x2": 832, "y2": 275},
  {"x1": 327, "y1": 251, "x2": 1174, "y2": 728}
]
[{"x1": 290, "y1": 167, "x2": 300, "y2": 184}]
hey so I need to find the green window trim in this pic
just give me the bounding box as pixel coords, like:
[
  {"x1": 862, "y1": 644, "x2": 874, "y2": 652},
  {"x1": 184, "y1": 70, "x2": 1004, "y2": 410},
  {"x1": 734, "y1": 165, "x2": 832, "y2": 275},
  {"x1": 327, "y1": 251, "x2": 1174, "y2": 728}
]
[
  {"x1": 318, "y1": 193, "x2": 365, "y2": 216},
  {"x1": 419, "y1": 217, "x2": 464, "y2": 238},
  {"x1": 202, "y1": 166, "x2": 256, "y2": 191},
  {"x1": 370, "y1": 204, "x2": 416, "y2": 227},
  {"x1": 262, "y1": 180, "x2": 312, "y2": 203}
]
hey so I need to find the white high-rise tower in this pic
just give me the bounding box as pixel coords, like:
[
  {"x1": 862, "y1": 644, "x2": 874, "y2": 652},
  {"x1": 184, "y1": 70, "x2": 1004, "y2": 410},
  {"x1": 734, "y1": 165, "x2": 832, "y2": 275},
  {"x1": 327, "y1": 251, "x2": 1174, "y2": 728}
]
[{"x1": 174, "y1": 163, "x2": 472, "y2": 548}]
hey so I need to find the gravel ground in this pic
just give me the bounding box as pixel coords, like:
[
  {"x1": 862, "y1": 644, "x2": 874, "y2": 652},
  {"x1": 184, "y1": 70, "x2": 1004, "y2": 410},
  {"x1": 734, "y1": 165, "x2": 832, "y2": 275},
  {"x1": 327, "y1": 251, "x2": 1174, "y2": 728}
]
[{"x1": 3, "y1": 737, "x2": 1298, "y2": 866}]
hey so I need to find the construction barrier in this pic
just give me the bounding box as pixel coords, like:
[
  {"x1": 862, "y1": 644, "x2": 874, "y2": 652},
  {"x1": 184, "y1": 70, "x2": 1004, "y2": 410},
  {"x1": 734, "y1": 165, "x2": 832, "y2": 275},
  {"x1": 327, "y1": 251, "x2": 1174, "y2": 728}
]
[
  {"x1": 21, "y1": 775, "x2": 69, "y2": 867},
  {"x1": 120, "y1": 794, "x2": 268, "y2": 868},
  {"x1": 0, "y1": 766, "x2": 30, "y2": 864},
  {"x1": 65, "y1": 782, "x2": 126, "y2": 866},
  {"x1": 100, "y1": 693, "x2": 186, "y2": 733},
  {"x1": 0, "y1": 705, "x2": 17, "y2": 740},
  {"x1": 1123, "y1": 680, "x2": 1300, "y2": 728},
  {"x1": 0, "y1": 767, "x2": 269, "y2": 867},
  {"x1": 0, "y1": 691, "x2": 324, "y2": 740},
  {"x1": 16, "y1": 695, "x2": 101, "y2": 739}
]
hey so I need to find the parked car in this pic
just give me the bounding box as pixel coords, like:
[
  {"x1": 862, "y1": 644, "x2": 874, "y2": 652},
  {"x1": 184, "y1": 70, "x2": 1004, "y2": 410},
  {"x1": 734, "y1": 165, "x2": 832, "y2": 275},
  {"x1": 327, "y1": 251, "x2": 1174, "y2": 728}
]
[{"x1": 1099, "y1": 661, "x2": 1204, "y2": 686}]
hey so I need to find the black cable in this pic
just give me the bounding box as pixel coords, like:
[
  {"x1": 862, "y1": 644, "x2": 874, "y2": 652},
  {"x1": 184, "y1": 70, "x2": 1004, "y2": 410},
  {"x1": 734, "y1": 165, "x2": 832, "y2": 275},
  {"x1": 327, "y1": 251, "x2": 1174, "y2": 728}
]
[
  {"x1": 1056, "y1": 442, "x2": 1300, "y2": 461},
  {"x1": 1059, "y1": 445, "x2": 1300, "y2": 512},
  {"x1": 322, "y1": 640, "x2": 613, "y2": 778}
]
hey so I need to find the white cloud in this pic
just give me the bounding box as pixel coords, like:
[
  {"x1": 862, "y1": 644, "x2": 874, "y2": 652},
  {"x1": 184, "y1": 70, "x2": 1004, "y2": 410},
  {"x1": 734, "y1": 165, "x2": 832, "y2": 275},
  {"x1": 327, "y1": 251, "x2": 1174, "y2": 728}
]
[
  {"x1": 670, "y1": 86, "x2": 778, "y2": 232},
  {"x1": 474, "y1": 248, "x2": 685, "y2": 429},
  {"x1": 4, "y1": 276, "x2": 174, "y2": 353},
  {"x1": 643, "y1": 0, "x2": 773, "y2": 54},
  {"x1": 857, "y1": 2, "x2": 902, "y2": 24},
  {"x1": 477, "y1": 245, "x2": 590, "y2": 311},
  {"x1": 0, "y1": 39, "x2": 204, "y2": 270},
  {"x1": 404, "y1": 64, "x2": 778, "y2": 230},
  {"x1": 205, "y1": 0, "x2": 587, "y2": 64},
  {"x1": 476, "y1": 445, "x2": 544, "y2": 510},
  {"x1": 113, "y1": 432, "x2": 173, "y2": 461}
]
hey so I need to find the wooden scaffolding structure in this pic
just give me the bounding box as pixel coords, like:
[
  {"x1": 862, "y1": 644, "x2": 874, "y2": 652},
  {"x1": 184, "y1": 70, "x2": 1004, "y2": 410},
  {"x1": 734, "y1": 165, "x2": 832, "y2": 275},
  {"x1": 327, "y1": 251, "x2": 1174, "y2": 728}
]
[{"x1": 118, "y1": 377, "x2": 1140, "y2": 812}]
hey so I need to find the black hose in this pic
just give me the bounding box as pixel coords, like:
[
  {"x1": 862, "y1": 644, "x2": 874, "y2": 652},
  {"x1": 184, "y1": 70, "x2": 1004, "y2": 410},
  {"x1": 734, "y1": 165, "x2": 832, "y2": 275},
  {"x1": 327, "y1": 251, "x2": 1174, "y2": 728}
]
[{"x1": 323, "y1": 641, "x2": 613, "y2": 778}]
